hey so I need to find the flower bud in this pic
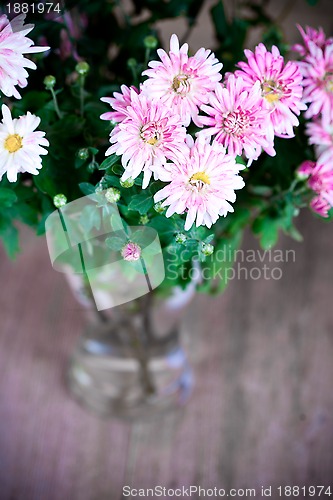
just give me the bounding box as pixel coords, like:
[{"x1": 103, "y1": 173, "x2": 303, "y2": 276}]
[
  {"x1": 75, "y1": 61, "x2": 90, "y2": 76},
  {"x1": 120, "y1": 177, "x2": 135, "y2": 188},
  {"x1": 154, "y1": 201, "x2": 165, "y2": 214},
  {"x1": 296, "y1": 160, "x2": 315, "y2": 180},
  {"x1": 127, "y1": 58, "x2": 137, "y2": 69},
  {"x1": 139, "y1": 215, "x2": 149, "y2": 225},
  {"x1": 43, "y1": 75, "x2": 56, "y2": 89},
  {"x1": 77, "y1": 148, "x2": 89, "y2": 160},
  {"x1": 201, "y1": 242, "x2": 214, "y2": 256},
  {"x1": 144, "y1": 35, "x2": 158, "y2": 50},
  {"x1": 175, "y1": 232, "x2": 187, "y2": 244},
  {"x1": 121, "y1": 242, "x2": 141, "y2": 261},
  {"x1": 105, "y1": 187, "x2": 121, "y2": 203},
  {"x1": 87, "y1": 161, "x2": 98, "y2": 173},
  {"x1": 53, "y1": 194, "x2": 67, "y2": 208}
]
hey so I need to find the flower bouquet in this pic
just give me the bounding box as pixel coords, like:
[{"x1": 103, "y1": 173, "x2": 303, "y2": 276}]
[{"x1": 1, "y1": 1, "x2": 332, "y2": 417}]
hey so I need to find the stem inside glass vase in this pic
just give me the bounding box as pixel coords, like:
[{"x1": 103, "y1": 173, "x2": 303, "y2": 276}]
[{"x1": 66, "y1": 286, "x2": 194, "y2": 419}]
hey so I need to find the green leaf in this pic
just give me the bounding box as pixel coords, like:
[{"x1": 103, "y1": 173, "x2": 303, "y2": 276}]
[
  {"x1": 75, "y1": 156, "x2": 87, "y2": 169},
  {"x1": 89, "y1": 147, "x2": 99, "y2": 155},
  {"x1": 148, "y1": 215, "x2": 179, "y2": 245},
  {"x1": 227, "y1": 207, "x2": 251, "y2": 236},
  {"x1": 12, "y1": 91, "x2": 50, "y2": 115},
  {"x1": 279, "y1": 200, "x2": 303, "y2": 242},
  {"x1": 16, "y1": 202, "x2": 39, "y2": 226},
  {"x1": 111, "y1": 164, "x2": 124, "y2": 176},
  {"x1": 0, "y1": 223, "x2": 19, "y2": 259},
  {"x1": 33, "y1": 158, "x2": 58, "y2": 196},
  {"x1": 84, "y1": 101, "x2": 111, "y2": 138},
  {"x1": 104, "y1": 174, "x2": 121, "y2": 188},
  {"x1": 0, "y1": 188, "x2": 17, "y2": 207},
  {"x1": 236, "y1": 155, "x2": 246, "y2": 166},
  {"x1": 252, "y1": 215, "x2": 280, "y2": 250},
  {"x1": 248, "y1": 185, "x2": 272, "y2": 196},
  {"x1": 98, "y1": 155, "x2": 120, "y2": 170},
  {"x1": 79, "y1": 182, "x2": 96, "y2": 195},
  {"x1": 105, "y1": 234, "x2": 126, "y2": 251},
  {"x1": 203, "y1": 234, "x2": 214, "y2": 244},
  {"x1": 110, "y1": 212, "x2": 127, "y2": 232},
  {"x1": 128, "y1": 194, "x2": 153, "y2": 215},
  {"x1": 198, "y1": 231, "x2": 243, "y2": 294},
  {"x1": 36, "y1": 212, "x2": 52, "y2": 236},
  {"x1": 49, "y1": 114, "x2": 85, "y2": 138},
  {"x1": 211, "y1": 0, "x2": 228, "y2": 40},
  {"x1": 80, "y1": 205, "x2": 101, "y2": 232},
  {"x1": 288, "y1": 224, "x2": 303, "y2": 242}
]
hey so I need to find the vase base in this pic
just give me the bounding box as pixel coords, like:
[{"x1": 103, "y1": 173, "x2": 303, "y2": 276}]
[{"x1": 66, "y1": 340, "x2": 193, "y2": 420}]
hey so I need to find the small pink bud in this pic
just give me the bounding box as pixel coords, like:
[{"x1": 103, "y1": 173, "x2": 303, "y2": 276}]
[
  {"x1": 121, "y1": 242, "x2": 141, "y2": 261},
  {"x1": 297, "y1": 160, "x2": 315, "y2": 179}
]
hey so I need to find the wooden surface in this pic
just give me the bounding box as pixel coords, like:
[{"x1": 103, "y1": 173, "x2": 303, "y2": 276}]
[{"x1": 0, "y1": 213, "x2": 333, "y2": 500}]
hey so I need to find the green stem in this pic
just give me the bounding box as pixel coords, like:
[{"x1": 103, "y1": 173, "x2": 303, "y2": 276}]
[
  {"x1": 256, "y1": 180, "x2": 309, "y2": 205},
  {"x1": 130, "y1": 66, "x2": 138, "y2": 87},
  {"x1": 125, "y1": 300, "x2": 156, "y2": 397},
  {"x1": 50, "y1": 88, "x2": 63, "y2": 119},
  {"x1": 133, "y1": 334, "x2": 156, "y2": 397},
  {"x1": 79, "y1": 75, "x2": 85, "y2": 117},
  {"x1": 288, "y1": 178, "x2": 299, "y2": 194},
  {"x1": 144, "y1": 47, "x2": 150, "y2": 68}
]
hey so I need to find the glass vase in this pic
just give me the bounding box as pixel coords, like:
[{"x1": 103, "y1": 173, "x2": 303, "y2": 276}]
[{"x1": 65, "y1": 274, "x2": 195, "y2": 419}]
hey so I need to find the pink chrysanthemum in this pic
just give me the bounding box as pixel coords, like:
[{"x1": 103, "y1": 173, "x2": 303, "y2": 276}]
[
  {"x1": 105, "y1": 90, "x2": 187, "y2": 188},
  {"x1": 100, "y1": 85, "x2": 139, "y2": 123},
  {"x1": 305, "y1": 119, "x2": 333, "y2": 163},
  {"x1": 298, "y1": 159, "x2": 333, "y2": 217},
  {"x1": 154, "y1": 137, "x2": 245, "y2": 231},
  {"x1": 0, "y1": 14, "x2": 49, "y2": 99},
  {"x1": 299, "y1": 42, "x2": 333, "y2": 124},
  {"x1": 291, "y1": 25, "x2": 333, "y2": 57},
  {"x1": 310, "y1": 195, "x2": 332, "y2": 217},
  {"x1": 198, "y1": 75, "x2": 275, "y2": 164},
  {"x1": 234, "y1": 43, "x2": 306, "y2": 138},
  {"x1": 141, "y1": 34, "x2": 222, "y2": 127}
]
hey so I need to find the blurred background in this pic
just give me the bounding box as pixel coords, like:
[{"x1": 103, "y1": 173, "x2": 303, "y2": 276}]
[{"x1": 1, "y1": 0, "x2": 333, "y2": 498}]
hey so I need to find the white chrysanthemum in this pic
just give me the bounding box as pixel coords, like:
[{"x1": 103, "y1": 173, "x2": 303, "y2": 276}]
[
  {"x1": 0, "y1": 14, "x2": 49, "y2": 99},
  {"x1": 0, "y1": 105, "x2": 49, "y2": 182}
]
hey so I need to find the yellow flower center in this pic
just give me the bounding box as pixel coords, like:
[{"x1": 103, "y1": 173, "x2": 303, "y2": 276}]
[
  {"x1": 146, "y1": 137, "x2": 158, "y2": 145},
  {"x1": 261, "y1": 80, "x2": 283, "y2": 104},
  {"x1": 4, "y1": 134, "x2": 23, "y2": 153},
  {"x1": 324, "y1": 72, "x2": 333, "y2": 93},
  {"x1": 189, "y1": 171, "x2": 211, "y2": 189},
  {"x1": 172, "y1": 74, "x2": 190, "y2": 95},
  {"x1": 140, "y1": 122, "x2": 160, "y2": 145}
]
